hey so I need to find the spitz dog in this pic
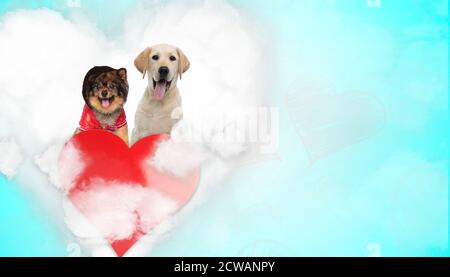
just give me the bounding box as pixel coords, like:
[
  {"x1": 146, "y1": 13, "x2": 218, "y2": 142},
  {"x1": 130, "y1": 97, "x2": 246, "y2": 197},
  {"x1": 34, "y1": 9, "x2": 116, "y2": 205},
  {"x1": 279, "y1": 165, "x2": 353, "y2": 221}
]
[{"x1": 75, "y1": 66, "x2": 129, "y2": 145}]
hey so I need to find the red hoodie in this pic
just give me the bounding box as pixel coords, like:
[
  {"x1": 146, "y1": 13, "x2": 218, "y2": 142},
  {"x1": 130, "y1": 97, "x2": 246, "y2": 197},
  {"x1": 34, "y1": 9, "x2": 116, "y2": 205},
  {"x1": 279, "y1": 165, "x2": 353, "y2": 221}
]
[{"x1": 79, "y1": 105, "x2": 127, "y2": 132}]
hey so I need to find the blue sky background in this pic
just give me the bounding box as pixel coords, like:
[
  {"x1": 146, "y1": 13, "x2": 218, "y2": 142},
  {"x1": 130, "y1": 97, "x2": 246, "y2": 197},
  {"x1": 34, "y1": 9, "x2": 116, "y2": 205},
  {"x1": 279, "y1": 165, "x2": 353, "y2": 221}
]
[{"x1": 0, "y1": 0, "x2": 448, "y2": 256}]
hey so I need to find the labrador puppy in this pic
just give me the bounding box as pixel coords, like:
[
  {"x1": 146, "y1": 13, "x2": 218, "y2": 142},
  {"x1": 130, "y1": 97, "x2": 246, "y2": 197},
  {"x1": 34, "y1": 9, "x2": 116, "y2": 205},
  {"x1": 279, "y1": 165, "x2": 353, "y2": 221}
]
[{"x1": 131, "y1": 44, "x2": 190, "y2": 145}]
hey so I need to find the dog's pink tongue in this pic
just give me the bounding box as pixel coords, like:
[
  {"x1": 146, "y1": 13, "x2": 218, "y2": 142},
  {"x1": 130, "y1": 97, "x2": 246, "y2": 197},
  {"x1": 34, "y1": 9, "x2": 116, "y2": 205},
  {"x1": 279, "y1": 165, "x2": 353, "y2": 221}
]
[
  {"x1": 154, "y1": 80, "x2": 166, "y2": 100},
  {"x1": 101, "y1": 99, "x2": 110, "y2": 108}
]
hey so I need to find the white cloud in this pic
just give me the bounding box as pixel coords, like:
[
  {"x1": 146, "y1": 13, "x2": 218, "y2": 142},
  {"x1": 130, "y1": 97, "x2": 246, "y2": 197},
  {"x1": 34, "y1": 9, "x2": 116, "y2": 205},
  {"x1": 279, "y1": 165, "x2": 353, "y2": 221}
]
[
  {"x1": 69, "y1": 179, "x2": 178, "y2": 242},
  {"x1": 0, "y1": 9, "x2": 116, "y2": 148},
  {"x1": 35, "y1": 141, "x2": 85, "y2": 192},
  {"x1": 34, "y1": 143, "x2": 65, "y2": 189},
  {"x1": 148, "y1": 136, "x2": 209, "y2": 178},
  {"x1": 0, "y1": 137, "x2": 23, "y2": 178}
]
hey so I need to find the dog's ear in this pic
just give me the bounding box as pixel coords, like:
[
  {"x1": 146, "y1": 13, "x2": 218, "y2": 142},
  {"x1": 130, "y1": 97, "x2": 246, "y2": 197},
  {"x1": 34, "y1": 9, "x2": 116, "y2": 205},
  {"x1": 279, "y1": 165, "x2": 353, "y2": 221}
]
[
  {"x1": 134, "y1": 47, "x2": 151, "y2": 79},
  {"x1": 82, "y1": 69, "x2": 98, "y2": 104},
  {"x1": 176, "y1": 48, "x2": 190, "y2": 80},
  {"x1": 117, "y1": 68, "x2": 127, "y2": 81},
  {"x1": 117, "y1": 68, "x2": 129, "y2": 101}
]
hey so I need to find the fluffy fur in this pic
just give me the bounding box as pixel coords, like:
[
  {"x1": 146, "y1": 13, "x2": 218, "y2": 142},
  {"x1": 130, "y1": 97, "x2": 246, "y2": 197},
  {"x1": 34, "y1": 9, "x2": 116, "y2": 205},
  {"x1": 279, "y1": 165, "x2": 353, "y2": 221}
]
[{"x1": 76, "y1": 66, "x2": 130, "y2": 145}]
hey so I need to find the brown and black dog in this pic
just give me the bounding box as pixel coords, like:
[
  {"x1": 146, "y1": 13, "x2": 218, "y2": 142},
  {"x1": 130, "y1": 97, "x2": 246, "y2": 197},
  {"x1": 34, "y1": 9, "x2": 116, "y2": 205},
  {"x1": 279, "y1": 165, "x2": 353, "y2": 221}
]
[{"x1": 75, "y1": 66, "x2": 129, "y2": 145}]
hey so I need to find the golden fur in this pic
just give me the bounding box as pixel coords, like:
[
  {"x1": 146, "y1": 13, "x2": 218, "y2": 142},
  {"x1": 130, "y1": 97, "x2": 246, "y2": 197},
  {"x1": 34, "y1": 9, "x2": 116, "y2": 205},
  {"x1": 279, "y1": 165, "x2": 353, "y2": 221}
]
[{"x1": 131, "y1": 44, "x2": 190, "y2": 145}]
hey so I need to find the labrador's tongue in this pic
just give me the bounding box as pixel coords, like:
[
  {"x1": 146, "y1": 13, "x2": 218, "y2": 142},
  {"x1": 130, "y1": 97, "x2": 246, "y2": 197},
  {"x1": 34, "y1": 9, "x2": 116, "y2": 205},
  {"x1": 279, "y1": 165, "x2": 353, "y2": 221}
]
[
  {"x1": 101, "y1": 99, "x2": 110, "y2": 108},
  {"x1": 154, "y1": 80, "x2": 166, "y2": 100}
]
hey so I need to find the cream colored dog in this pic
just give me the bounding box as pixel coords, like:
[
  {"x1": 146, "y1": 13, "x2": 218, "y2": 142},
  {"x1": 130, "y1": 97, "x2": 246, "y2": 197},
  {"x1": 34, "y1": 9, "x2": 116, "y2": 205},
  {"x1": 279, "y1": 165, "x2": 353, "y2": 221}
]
[{"x1": 131, "y1": 44, "x2": 190, "y2": 145}]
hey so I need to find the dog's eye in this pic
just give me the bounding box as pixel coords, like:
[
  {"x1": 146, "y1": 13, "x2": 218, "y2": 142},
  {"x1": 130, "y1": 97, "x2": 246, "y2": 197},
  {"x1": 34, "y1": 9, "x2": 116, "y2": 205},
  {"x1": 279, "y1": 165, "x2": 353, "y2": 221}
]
[
  {"x1": 109, "y1": 84, "x2": 116, "y2": 89},
  {"x1": 170, "y1": 56, "x2": 177, "y2": 61},
  {"x1": 152, "y1": 55, "x2": 159, "y2": 61}
]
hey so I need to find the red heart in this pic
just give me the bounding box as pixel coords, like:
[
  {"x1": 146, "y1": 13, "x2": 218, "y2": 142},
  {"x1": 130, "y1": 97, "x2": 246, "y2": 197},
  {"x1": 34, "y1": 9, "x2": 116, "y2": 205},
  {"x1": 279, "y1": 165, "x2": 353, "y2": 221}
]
[{"x1": 58, "y1": 130, "x2": 200, "y2": 256}]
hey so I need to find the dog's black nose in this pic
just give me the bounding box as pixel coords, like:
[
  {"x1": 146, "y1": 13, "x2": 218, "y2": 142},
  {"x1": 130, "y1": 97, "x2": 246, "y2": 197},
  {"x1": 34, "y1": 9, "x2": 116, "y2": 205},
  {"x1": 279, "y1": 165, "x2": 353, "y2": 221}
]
[
  {"x1": 101, "y1": 90, "x2": 108, "y2": 97},
  {"x1": 158, "y1": 66, "x2": 169, "y2": 77}
]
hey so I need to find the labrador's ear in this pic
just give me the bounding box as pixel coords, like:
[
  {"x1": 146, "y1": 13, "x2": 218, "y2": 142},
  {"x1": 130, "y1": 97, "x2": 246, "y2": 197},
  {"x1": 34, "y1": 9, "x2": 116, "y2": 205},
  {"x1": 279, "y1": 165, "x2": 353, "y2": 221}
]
[
  {"x1": 134, "y1": 47, "x2": 151, "y2": 79},
  {"x1": 177, "y1": 48, "x2": 190, "y2": 80},
  {"x1": 117, "y1": 68, "x2": 127, "y2": 81}
]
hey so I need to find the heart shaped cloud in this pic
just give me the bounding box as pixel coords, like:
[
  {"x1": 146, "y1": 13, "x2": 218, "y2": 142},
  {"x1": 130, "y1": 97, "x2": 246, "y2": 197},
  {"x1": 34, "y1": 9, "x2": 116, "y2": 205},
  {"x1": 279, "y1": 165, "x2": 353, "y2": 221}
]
[{"x1": 0, "y1": 1, "x2": 271, "y2": 256}]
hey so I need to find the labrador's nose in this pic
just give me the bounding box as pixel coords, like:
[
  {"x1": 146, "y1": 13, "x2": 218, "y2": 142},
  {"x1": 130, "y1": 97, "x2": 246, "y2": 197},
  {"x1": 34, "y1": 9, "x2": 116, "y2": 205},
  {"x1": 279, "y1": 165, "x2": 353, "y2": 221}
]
[
  {"x1": 158, "y1": 66, "x2": 169, "y2": 77},
  {"x1": 101, "y1": 90, "x2": 108, "y2": 97}
]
